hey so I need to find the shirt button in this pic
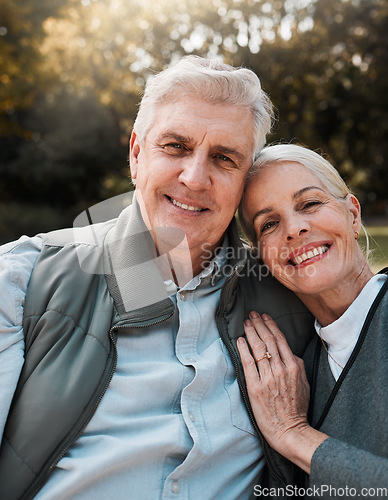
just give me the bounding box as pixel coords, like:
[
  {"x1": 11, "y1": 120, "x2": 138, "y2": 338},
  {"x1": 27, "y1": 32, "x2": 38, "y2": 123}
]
[
  {"x1": 188, "y1": 412, "x2": 195, "y2": 422},
  {"x1": 172, "y1": 481, "x2": 180, "y2": 494},
  {"x1": 180, "y1": 292, "x2": 186, "y2": 301},
  {"x1": 186, "y1": 357, "x2": 196, "y2": 364}
]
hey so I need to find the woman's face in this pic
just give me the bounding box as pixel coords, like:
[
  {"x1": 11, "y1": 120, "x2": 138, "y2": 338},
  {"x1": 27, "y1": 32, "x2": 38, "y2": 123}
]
[{"x1": 243, "y1": 161, "x2": 363, "y2": 297}]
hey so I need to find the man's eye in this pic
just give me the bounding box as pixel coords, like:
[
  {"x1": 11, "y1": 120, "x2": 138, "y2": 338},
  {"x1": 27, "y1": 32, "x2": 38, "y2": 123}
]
[
  {"x1": 165, "y1": 143, "x2": 185, "y2": 150},
  {"x1": 216, "y1": 154, "x2": 232, "y2": 162},
  {"x1": 214, "y1": 154, "x2": 238, "y2": 170}
]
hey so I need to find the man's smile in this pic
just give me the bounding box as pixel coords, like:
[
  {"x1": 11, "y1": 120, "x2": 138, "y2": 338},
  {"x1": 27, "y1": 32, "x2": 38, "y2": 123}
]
[{"x1": 166, "y1": 195, "x2": 208, "y2": 213}]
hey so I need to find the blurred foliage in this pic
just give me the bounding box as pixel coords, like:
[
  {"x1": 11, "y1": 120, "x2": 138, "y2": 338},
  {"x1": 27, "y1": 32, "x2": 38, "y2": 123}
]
[
  {"x1": 0, "y1": 0, "x2": 387, "y2": 242},
  {"x1": 360, "y1": 226, "x2": 388, "y2": 273}
]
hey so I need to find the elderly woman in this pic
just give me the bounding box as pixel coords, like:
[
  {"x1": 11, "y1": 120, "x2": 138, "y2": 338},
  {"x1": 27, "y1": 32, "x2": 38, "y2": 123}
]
[{"x1": 238, "y1": 144, "x2": 388, "y2": 495}]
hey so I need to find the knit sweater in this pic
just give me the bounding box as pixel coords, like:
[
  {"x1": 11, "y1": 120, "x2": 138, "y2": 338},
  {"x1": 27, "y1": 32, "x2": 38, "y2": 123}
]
[{"x1": 304, "y1": 275, "x2": 388, "y2": 498}]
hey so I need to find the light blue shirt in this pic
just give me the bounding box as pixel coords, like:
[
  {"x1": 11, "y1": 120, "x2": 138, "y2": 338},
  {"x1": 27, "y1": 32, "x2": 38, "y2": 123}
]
[
  {"x1": 0, "y1": 235, "x2": 264, "y2": 499},
  {"x1": 0, "y1": 236, "x2": 42, "y2": 440}
]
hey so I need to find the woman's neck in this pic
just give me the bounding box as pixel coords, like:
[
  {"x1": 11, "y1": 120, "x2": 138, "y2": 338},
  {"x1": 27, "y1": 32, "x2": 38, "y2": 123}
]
[{"x1": 297, "y1": 263, "x2": 374, "y2": 327}]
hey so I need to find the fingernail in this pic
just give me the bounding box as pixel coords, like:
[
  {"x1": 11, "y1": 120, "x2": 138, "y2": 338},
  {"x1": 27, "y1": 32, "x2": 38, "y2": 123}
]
[
  {"x1": 262, "y1": 313, "x2": 271, "y2": 321},
  {"x1": 249, "y1": 311, "x2": 259, "y2": 319},
  {"x1": 244, "y1": 319, "x2": 252, "y2": 327},
  {"x1": 237, "y1": 337, "x2": 245, "y2": 344}
]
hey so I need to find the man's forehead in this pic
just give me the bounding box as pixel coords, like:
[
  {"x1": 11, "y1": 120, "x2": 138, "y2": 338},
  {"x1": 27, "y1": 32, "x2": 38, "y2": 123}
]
[
  {"x1": 148, "y1": 101, "x2": 255, "y2": 152},
  {"x1": 152, "y1": 97, "x2": 252, "y2": 128}
]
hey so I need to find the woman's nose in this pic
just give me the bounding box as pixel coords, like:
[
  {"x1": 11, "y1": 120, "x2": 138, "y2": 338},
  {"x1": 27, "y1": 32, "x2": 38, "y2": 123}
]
[{"x1": 285, "y1": 216, "x2": 310, "y2": 241}]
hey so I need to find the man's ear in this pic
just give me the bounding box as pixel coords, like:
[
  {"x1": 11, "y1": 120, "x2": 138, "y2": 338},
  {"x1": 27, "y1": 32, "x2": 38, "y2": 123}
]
[
  {"x1": 129, "y1": 131, "x2": 141, "y2": 180},
  {"x1": 347, "y1": 194, "x2": 362, "y2": 233}
]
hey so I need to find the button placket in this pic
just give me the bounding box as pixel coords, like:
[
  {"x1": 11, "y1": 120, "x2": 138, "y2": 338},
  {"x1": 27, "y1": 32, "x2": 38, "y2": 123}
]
[{"x1": 171, "y1": 480, "x2": 180, "y2": 494}]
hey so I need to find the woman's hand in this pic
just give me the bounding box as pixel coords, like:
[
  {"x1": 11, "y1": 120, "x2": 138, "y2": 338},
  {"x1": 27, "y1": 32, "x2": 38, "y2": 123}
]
[{"x1": 237, "y1": 311, "x2": 328, "y2": 474}]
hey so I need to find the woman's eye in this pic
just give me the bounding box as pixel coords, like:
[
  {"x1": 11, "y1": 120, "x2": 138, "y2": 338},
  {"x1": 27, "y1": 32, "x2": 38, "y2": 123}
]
[
  {"x1": 302, "y1": 200, "x2": 322, "y2": 210},
  {"x1": 260, "y1": 220, "x2": 278, "y2": 234}
]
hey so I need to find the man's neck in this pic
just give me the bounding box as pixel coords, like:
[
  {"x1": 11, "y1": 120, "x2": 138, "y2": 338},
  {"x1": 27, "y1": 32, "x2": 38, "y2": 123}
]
[{"x1": 154, "y1": 238, "x2": 225, "y2": 286}]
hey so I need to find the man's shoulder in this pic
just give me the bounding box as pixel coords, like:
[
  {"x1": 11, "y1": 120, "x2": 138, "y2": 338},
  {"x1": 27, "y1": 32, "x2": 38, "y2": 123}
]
[
  {"x1": 38, "y1": 218, "x2": 117, "y2": 249},
  {"x1": 0, "y1": 235, "x2": 43, "y2": 257},
  {"x1": 236, "y1": 257, "x2": 312, "y2": 317},
  {"x1": 231, "y1": 257, "x2": 315, "y2": 355},
  {"x1": 38, "y1": 192, "x2": 136, "y2": 249},
  {"x1": 0, "y1": 236, "x2": 43, "y2": 288}
]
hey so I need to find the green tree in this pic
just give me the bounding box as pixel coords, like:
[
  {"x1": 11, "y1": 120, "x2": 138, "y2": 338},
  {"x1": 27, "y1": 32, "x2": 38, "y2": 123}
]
[{"x1": 0, "y1": 0, "x2": 386, "y2": 242}]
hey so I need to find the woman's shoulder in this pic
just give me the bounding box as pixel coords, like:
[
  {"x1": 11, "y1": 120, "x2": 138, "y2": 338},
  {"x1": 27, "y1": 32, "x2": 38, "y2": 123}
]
[{"x1": 371, "y1": 271, "x2": 388, "y2": 315}]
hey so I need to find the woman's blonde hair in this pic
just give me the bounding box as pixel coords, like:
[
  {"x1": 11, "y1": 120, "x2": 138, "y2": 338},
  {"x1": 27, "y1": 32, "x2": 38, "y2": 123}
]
[{"x1": 239, "y1": 144, "x2": 368, "y2": 254}]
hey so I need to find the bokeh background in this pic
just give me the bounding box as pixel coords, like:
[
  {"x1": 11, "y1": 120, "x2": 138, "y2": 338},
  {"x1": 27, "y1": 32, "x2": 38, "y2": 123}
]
[{"x1": 1, "y1": 0, "x2": 387, "y2": 268}]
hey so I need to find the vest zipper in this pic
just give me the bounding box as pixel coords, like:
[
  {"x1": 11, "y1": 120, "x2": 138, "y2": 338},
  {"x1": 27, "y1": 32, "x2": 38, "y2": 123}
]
[
  {"x1": 24, "y1": 312, "x2": 174, "y2": 500},
  {"x1": 216, "y1": 265, "x2": 288, "y2": 489}
]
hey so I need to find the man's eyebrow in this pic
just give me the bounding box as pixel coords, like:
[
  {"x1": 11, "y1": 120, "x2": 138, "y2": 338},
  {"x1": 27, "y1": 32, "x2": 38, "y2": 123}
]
[
  {"x1": 215, "y1": 146, "x2": 247, "y2": 162},
  {"x1": 159, "y1": 132, "x2": 191, "y2": 143},
  {"x1": 251, "y1": 186, "x2": 326, "y2": 224},
  {"x1": 158, "y1": 133, "x2": 248, "y2": 161}
]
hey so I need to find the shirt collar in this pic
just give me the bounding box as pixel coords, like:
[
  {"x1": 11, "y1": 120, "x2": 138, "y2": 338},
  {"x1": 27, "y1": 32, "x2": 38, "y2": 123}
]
[
  {"x1": 198, "y1": 234, "x2": 229, "y2": 283},
  {"x1": 165, "y1": 235, "x2": 229, "y2": 293},
  {"x1": 315, "y1": 274, "x2": 387, "y2": 352}
]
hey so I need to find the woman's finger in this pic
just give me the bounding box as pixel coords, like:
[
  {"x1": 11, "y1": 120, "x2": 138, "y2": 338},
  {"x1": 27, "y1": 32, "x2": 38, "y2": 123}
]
[
  {"x1": 294, "y1": 355, "x2": 310, "y2": 390},
  {"x1": 236, "y1": 336, "x2": 261, "y2": 385},
  {"x1": 243, "y1": 320, "x2": 272, "y2": 378},
  {"x1": 260, "y1": 313, "x2": 296, "y2": 366},
  {"x1": 248, "y1": 311, "x2": 280, "y2": 365}
]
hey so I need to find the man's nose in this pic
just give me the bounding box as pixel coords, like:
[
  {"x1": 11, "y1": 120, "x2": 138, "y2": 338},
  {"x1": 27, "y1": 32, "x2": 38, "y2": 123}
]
[{"x1": 178, "y1": 152, "x2": 211, "y2": 191}]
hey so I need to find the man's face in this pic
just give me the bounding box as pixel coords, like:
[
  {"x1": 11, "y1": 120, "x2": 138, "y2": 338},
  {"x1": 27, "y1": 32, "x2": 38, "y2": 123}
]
[{"x1": 130, "y1": 97, "x2": 256, "y2": 267}]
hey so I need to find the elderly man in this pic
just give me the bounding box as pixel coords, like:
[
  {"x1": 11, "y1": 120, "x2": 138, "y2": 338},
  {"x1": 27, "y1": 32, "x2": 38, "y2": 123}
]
[{"x1": 0, "y1": 56, "x2": 312, "y2": 499}]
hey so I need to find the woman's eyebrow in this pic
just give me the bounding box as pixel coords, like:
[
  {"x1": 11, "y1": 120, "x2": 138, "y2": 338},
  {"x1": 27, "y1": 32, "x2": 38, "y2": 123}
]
[
  {"x1": 252, "y1": 207, "x2": 273, "y2": 224},
  {"x1": 251, "y1": 186, "x2": 326, "y2": 224},
  {"x1": 293, "y1": 186, "x2": 325, "y2": 199}
]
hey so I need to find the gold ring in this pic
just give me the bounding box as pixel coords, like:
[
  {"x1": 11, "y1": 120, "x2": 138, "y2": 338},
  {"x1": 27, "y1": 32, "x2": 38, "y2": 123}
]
[{"x1": 256, "y1": 352, "x2": 272, "y2": 363}]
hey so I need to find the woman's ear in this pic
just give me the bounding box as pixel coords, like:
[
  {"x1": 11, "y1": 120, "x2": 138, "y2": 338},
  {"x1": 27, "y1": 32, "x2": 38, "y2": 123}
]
[{"x1": 346, "y1": 194, "x2": 362, "y2": 236}]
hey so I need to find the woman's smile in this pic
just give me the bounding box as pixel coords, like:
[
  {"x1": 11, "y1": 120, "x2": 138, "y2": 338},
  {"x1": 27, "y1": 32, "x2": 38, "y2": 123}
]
[
  {"x1": 243, "y1": 161, "x2": 365, "y2": 298},
  {"x1": 286, "y1": 242, "x2": 331, "y2": 267}
]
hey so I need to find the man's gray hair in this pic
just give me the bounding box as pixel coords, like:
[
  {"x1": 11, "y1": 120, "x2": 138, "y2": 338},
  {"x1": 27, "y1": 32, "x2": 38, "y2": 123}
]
[{"x1": 133, "y1": 55, "x2": 274, "y2": 159}]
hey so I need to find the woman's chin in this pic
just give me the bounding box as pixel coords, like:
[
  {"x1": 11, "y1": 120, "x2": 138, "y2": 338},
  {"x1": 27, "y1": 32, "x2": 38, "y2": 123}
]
[{"x1": 276, "y1": 263, "x2": 341, "y2": 296}]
